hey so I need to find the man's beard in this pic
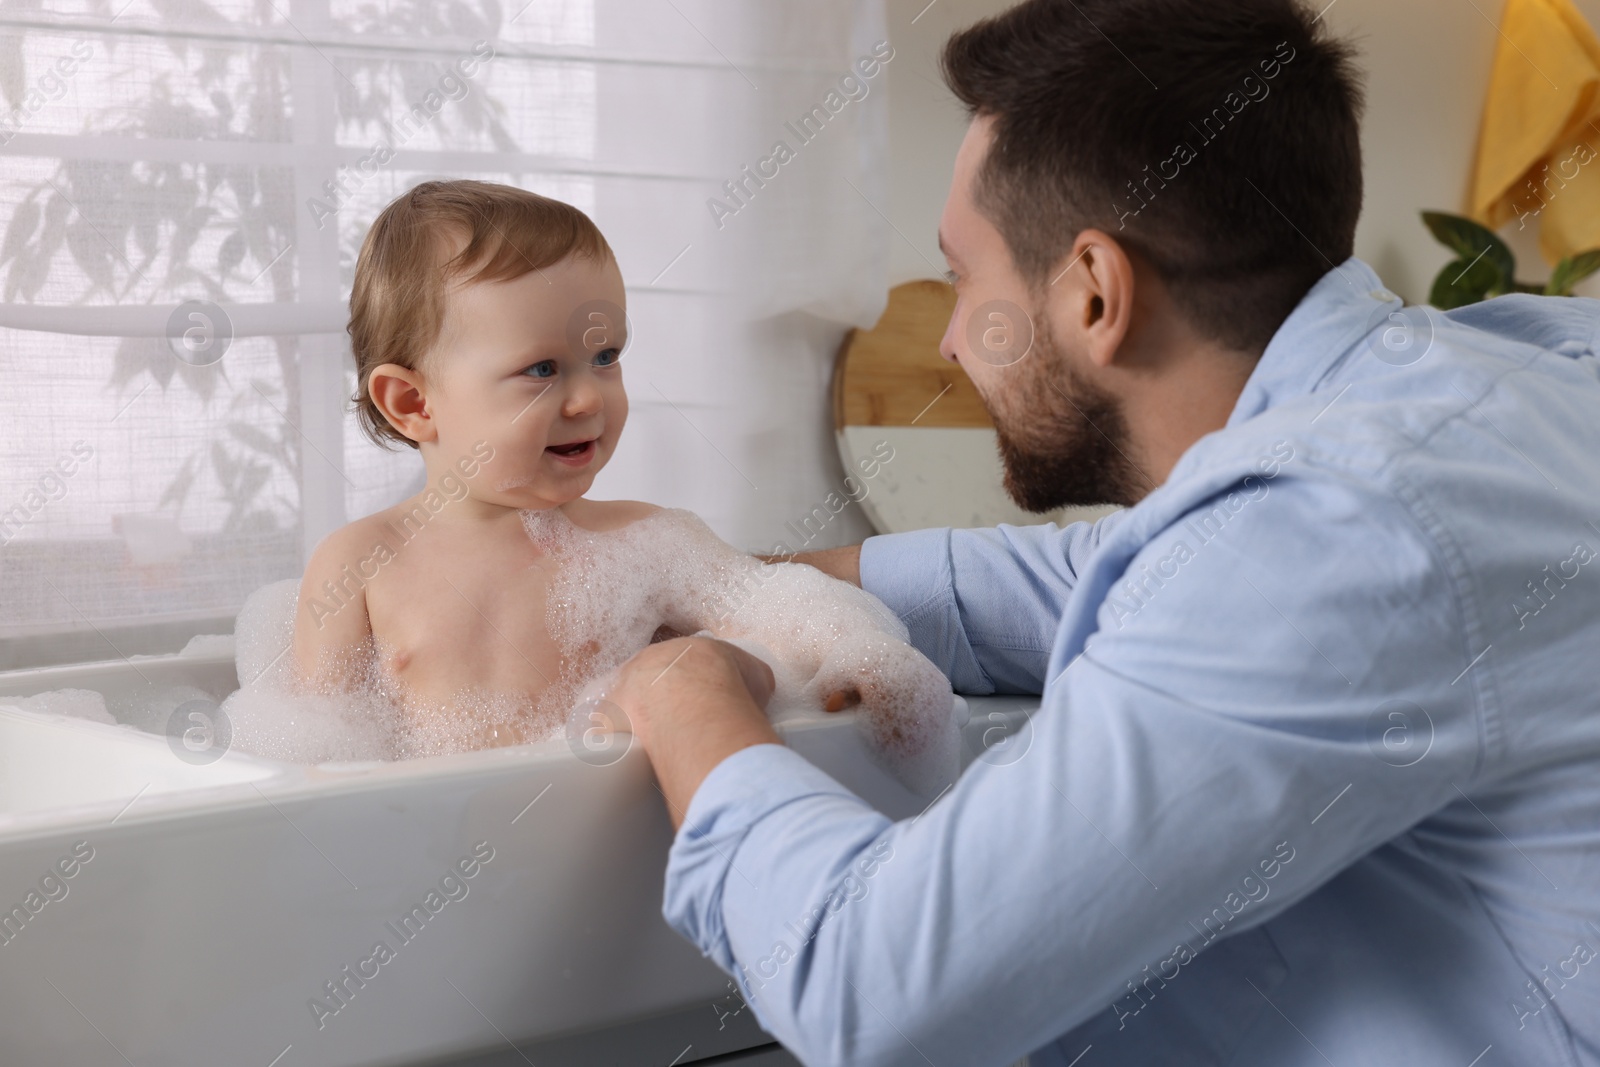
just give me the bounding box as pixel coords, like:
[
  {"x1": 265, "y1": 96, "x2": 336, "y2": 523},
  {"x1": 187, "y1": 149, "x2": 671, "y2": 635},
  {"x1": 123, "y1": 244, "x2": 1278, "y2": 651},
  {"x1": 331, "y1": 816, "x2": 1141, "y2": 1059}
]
[{"x1": 986, "y1": 316, "x2": 1147, "y2": 512}]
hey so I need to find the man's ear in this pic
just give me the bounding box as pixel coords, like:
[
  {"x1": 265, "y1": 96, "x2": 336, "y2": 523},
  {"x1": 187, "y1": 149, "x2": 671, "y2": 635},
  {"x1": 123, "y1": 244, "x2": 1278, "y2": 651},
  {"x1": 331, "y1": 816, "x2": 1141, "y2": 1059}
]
[
  {"x1": 368, "y1": 363, "x2": 436, "y2": 444},
  {"x1": 1046, "y1": 230, "x2": 1135, "y2": 370}
]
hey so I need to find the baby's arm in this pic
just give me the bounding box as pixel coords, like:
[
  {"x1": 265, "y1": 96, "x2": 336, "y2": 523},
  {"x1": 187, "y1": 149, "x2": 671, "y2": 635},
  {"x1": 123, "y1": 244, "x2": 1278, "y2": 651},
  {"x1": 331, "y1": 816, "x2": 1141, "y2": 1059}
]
[
  {"x1": 647, "y1": 510, "x2": 959, "y2": 793},
  {"x1": 719, "y1": 558, "x2": 960, "y2": 794},
  {"x1": 292, "y1": 524, "x2": 378, "y2": 692},
  {"x1": 647, "y1": 509, "x2": 917, "y2": 672}
]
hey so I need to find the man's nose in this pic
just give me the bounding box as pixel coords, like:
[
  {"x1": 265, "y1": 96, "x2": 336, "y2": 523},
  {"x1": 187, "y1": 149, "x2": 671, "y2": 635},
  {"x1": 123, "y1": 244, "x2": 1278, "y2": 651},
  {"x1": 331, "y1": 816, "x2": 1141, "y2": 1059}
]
[{"x1": 938, "y1": 307, "x2": 962, "y2": 364}]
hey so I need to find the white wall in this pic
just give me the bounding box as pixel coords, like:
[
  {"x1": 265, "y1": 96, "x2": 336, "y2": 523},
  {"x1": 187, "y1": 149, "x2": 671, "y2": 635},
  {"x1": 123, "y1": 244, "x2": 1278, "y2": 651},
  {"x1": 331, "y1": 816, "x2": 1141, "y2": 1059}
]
[{"x1": 883, "y1": 0, "x2": 1600, "y2": 303}]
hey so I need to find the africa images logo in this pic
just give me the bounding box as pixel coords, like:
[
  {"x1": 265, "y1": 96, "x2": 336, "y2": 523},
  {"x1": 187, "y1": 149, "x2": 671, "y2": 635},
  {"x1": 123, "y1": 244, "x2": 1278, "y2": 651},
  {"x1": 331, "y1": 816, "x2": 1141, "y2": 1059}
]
[
  {"x1": 308, "y1": 842, "x2": 495, "y2": 1030},
  {"x1": 706, "y1": 41, "x2": 895, "y2": 229}
]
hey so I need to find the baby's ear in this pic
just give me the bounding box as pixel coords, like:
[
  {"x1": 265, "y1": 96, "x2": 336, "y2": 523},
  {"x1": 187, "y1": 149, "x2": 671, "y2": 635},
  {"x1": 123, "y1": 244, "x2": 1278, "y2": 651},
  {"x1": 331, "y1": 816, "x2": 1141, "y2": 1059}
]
[{"x1": 368, "y1": 363, "x2": 435, "y2": 444}]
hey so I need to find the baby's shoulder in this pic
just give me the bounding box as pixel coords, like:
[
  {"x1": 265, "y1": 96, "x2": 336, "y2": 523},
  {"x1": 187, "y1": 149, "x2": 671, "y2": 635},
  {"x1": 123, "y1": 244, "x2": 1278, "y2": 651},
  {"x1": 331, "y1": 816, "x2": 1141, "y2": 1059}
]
[
  {"x1": 306, "y1": 511, "x2": 395, "y2": 568},
  {"x1": 561, "y1": 497, "x2": 666, "y2": 534},
  {"x1": 312, "y1": 511, "x2": 390, "y2": 556},
  {"x1": 558, "y1": 500, "x2": 738, "y2": 563}
]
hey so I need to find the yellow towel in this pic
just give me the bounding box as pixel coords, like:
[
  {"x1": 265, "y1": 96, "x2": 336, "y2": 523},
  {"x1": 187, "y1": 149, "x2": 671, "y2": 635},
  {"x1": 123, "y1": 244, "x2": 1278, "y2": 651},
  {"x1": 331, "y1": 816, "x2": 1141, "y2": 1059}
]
[{"x1": 1469, "y1": 0, "x2": 1600, "y2": 264}]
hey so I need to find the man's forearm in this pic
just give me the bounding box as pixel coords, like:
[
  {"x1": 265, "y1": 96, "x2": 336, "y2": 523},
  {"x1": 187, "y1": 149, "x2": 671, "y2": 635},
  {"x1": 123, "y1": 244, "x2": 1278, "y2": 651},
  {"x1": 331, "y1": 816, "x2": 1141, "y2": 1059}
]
[{"x1": 759, "y1": 544, "x2": 862, "y2": 586}]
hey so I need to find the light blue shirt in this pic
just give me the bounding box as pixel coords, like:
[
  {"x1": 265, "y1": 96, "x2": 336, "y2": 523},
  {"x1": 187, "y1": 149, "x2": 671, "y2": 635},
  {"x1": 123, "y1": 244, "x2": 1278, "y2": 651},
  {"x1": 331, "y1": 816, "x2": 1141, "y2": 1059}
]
[{"x1": 663, "y1": 259, "x2": 1600, "y2": 1067}]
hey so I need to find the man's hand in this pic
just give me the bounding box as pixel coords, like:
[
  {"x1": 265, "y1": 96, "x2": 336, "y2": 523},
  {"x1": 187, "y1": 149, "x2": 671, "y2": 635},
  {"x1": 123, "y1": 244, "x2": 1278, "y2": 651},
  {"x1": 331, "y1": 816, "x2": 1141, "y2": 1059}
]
[
  {"x1": 606, "y1": 636, "x2": 780, "y2": 829},
  {"x1": 756, "y1": 544, "x2": 863, "y2": 586}
]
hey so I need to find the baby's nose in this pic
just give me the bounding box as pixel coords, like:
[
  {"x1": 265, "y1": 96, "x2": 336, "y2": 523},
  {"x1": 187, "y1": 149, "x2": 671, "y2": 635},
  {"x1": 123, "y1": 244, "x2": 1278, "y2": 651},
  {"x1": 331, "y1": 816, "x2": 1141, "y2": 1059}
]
[{"x1": 561, "y1": 378, "x2": 603, "y2": 416}]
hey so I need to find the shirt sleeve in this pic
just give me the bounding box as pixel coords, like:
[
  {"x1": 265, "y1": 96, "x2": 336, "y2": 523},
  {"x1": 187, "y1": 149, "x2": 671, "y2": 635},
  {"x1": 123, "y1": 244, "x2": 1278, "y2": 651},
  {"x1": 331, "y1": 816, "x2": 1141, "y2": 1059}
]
[
  {"x1": 663, "y1": 473, "x2": 1485, "y2": 1067},
  {"x1": 857, "y1": 511, "x2": 1128, "y2": 695}
]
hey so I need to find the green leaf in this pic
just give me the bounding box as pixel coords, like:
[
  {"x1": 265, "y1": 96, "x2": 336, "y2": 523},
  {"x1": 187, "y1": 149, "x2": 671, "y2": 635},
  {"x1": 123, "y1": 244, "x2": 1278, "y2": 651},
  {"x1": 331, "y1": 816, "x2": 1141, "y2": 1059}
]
[
  {"x1": 1430, "y1": 253, "x2": 1502, "y2": 310},
  {"x1": 1545, "y1": 249, "x2": 1600, "y2": 296},
  {"x1": 1421, "y1": 211, "x2": 1516, "y2": 295}
]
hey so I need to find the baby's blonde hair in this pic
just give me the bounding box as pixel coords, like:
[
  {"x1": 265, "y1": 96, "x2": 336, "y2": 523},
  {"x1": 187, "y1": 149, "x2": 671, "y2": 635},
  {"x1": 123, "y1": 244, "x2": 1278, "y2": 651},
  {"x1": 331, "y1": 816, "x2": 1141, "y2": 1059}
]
[{"x1": 348, "y1": 180, "x2": 613, "y2": 449}]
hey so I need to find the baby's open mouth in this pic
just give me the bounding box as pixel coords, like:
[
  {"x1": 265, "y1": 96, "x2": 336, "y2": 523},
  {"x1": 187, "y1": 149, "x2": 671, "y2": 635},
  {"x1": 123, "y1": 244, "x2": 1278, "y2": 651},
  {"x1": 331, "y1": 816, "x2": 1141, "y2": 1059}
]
[{"x1": 546, "y1": 438, "x2": 595, "y2": 459}]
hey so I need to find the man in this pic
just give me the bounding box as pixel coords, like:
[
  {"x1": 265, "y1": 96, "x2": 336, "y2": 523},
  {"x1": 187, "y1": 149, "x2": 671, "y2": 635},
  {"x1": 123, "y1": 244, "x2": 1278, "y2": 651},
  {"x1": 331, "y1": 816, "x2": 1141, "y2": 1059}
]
[{"x1": 606, "y1": 0, "x2": 1600, "y2": 1063}]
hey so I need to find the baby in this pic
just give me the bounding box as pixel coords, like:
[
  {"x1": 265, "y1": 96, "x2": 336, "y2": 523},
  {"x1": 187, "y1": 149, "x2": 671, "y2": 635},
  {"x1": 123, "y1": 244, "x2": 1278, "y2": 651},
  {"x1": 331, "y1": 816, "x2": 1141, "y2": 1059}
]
[{"x1": 289, "y1": 179, "x2": 959, "y2": 792}]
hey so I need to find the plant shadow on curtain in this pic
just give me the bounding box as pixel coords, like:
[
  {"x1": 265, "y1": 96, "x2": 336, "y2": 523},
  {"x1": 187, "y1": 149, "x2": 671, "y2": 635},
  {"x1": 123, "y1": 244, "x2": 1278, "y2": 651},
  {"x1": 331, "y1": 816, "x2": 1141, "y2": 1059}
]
[{"x1": 0, "y1": 0, "x2": 890, "y2": 670}]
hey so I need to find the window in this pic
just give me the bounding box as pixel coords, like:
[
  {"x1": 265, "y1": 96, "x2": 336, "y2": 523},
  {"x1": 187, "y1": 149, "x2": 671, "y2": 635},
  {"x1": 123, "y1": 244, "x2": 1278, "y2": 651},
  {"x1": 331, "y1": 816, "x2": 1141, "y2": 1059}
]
[{"x1": 0, "y1": 0, "x2": 891, "y2": 668}]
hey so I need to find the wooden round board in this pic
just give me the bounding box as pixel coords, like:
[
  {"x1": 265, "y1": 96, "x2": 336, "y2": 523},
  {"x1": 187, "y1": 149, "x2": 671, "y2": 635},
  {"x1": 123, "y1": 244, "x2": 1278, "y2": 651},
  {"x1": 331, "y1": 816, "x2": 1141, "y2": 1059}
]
[{"x1": 832, "y1": 279, "x2": 1118, "y2": 533}]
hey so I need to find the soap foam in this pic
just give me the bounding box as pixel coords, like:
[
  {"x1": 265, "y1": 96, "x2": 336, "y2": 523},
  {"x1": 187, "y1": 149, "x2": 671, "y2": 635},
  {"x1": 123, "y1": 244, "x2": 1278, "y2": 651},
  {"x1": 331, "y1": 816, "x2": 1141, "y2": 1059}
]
[
  {"x1": 220, "y1": 576, "x2": 574, "y2": 762},
  {"x1": 6, "y1": 688, "x2": 116, "y2": 725},
  {"x1": 117, "y1": 506, "x2": 959, "y2": 793},
  {"x1": 221, "y1": 580, "x2": 397, "y2": 761},
  {"x1": 223, "y1": 684, "x2": 396, "y2": 763},
  {"x1": 525, "y1": 506, "x2": 961, "y2": 795},
  {"x1": 382, "y1": 667, "x2": 567, "y2": 759}
]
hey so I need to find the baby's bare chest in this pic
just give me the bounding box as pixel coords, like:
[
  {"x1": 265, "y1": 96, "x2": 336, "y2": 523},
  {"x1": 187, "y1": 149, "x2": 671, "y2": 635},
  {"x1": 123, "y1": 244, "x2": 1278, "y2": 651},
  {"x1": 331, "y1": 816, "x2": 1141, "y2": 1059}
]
[{"x1": 361, "y1": 532, "x2": 569, "y2": 696}]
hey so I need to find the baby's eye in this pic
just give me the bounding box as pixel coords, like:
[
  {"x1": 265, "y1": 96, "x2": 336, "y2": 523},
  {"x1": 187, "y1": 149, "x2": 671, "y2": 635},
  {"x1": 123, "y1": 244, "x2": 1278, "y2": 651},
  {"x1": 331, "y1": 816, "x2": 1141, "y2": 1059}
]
[
  {"x1": 522, "y1": 360, "x2": 558, "y2": 379},
  {"x1": 592, "y1": 347, "x2": 621, "y2": 368}
]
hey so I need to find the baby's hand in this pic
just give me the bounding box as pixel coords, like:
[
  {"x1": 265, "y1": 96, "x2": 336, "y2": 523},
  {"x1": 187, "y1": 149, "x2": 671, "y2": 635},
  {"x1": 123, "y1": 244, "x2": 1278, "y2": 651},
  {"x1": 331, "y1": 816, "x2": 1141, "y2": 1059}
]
[
  {"x1": 822, "y1": 686, "x2": 862, "y2": 713},
  {"x1": 804, "y1": 637, "x2": 961, "y2": 796}
]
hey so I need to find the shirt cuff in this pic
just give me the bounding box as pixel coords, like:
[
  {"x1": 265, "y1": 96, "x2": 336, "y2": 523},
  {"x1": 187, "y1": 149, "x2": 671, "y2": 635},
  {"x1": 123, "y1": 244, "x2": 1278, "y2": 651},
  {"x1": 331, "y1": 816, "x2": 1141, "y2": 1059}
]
[{"x1": 663, "y1": 742, "x2": 858, "y2": 974}]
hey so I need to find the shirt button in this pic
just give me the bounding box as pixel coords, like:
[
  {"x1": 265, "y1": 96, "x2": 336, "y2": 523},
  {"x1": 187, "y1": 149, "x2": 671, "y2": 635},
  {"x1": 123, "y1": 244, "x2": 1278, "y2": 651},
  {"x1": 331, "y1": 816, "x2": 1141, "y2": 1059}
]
[{"x1": 1370, "y1": 288, "x2": 1397, "y2": 302}]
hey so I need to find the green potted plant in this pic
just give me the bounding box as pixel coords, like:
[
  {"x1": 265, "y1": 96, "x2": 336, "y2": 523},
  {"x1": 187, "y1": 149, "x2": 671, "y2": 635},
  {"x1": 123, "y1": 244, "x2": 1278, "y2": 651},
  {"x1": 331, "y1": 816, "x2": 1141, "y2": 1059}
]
[{"x1": 1421, "y1": 210, "x2": 1600, "y2": 308}]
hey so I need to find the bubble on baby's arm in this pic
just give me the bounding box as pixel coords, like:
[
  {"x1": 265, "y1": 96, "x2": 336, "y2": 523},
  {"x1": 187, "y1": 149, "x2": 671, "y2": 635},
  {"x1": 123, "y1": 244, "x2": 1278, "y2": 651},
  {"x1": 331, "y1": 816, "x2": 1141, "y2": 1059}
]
[
  {"x1": 516, "y1": 502, "x2": 960, "y2": 794},
  {"x1": 226, "y1": 585, "x2": 415, "y2": 762},
  {"x1": 721, "y1": 554, "x2": 958, "y2": 796},
  {"x1": 233, "y1": 578, "x2": 301, "y2": 693},
  {"x1": 526, "y1": 506, "x2": 671, "y2": 712}
]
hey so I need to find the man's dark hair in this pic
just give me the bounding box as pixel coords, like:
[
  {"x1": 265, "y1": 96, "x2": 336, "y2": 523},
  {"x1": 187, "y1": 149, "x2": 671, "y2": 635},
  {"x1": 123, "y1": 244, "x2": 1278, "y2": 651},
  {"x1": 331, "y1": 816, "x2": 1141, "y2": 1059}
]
[{"x1": 942, "y1": 0, "x2": 1364, "y2": 354}]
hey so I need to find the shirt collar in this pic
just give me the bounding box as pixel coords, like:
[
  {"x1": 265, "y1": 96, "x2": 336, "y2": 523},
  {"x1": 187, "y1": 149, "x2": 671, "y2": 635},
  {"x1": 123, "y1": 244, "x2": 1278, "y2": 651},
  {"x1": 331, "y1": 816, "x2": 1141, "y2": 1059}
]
[{"x1": 1225, "y1": 256, "x2": 1397, "y2": 428}]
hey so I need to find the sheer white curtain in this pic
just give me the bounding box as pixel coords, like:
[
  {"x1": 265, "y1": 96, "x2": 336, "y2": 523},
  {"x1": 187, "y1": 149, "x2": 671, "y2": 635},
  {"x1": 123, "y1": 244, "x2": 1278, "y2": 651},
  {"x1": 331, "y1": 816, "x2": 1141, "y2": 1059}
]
[{"x1": 0, "y1": 0, "x2": 890, "y2": 667}]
